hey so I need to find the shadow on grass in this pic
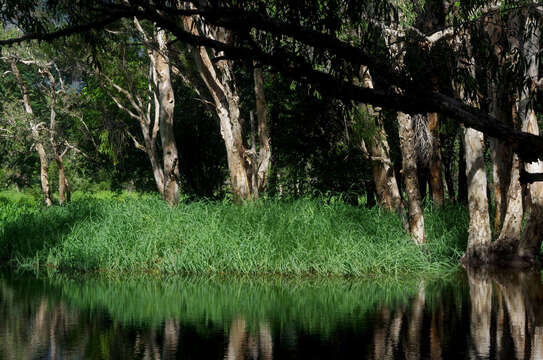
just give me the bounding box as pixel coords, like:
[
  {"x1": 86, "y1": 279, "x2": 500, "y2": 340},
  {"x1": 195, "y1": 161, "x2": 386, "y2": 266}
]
[{"x1": 0, "y1": 201, "x2": 104, "y2": 267}]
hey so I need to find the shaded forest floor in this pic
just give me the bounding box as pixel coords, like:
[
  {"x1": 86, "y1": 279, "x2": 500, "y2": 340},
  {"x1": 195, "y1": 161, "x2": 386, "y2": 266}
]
[{"x1": 0, "y1": 190, "x2": 468, "y2": 277}]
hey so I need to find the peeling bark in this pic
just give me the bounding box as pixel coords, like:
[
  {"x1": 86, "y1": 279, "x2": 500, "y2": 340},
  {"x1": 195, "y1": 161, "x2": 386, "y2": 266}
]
[
  {"x1": 461, "y1": 126, "x2": 492, "y2": 264},
  {"x1": 398, "y1": 112, "x2": 425, "y2": 244}
]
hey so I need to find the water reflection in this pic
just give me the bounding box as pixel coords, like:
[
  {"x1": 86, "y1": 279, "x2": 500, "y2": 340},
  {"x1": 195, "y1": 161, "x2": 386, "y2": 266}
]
[{"x1": 1, "y1": 271, "x2": 543, "y2": 359}]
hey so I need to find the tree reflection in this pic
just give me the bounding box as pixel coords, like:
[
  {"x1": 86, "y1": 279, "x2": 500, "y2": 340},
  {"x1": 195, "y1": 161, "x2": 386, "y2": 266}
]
[
  {"x1": 225, "y1": 317, "x2": 273, "y2": 360},
  {"x1": 466, "y1": 268, "x2": 543, "y2": 360},
  {"x1": 3, "y1": 271, "x2": 543, "y2": 359}
]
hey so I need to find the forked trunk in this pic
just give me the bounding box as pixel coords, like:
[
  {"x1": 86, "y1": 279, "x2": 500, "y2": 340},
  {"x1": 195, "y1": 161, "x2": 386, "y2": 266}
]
[
  {"x1": 398, "y1": 112, "x2": 425, "y2": 244},
  {"x1": 181, "y1": 15, "x2": 270, "y2": 202}
]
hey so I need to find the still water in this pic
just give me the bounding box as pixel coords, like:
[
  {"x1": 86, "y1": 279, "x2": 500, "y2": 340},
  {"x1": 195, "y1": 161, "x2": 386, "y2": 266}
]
[{"x1": 0, "y1": 270, "x2": 541, "y2": 359}]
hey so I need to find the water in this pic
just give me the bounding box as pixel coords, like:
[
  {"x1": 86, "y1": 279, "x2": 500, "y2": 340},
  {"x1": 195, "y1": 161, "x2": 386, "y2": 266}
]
[{"x1": 0, "y1": 270, "x2": 540, "y2": 359}]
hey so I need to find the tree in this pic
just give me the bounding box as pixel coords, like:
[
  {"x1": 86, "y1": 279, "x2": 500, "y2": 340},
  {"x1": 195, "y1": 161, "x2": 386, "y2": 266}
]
[
  {"x1": 1, "y1": 0, "x2": 543, "y2": 265},
  {"x1": 92, "y1": 19, "x2": 181, "y2": 205}
]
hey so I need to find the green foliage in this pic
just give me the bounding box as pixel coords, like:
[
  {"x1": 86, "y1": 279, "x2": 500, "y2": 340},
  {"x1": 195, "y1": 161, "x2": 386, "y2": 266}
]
[{"x1": 1, "y1": 193, "x2": 467, "y2": 276}]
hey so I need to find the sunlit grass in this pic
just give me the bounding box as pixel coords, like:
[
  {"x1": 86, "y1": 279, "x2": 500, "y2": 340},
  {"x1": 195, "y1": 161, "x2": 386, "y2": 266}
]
[{"x1": 0, "y1": 191, "x2": 468, "y2": 276}]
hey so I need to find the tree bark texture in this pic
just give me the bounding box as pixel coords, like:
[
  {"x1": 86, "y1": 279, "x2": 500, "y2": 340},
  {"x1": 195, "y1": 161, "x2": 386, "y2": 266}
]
[
  {"x1": 427, "y1": 112, "x2": 445, "y2": 206},
  {"x1": 458, "y1": 137, "x2": 468, "y2": 204},
  {"x1": 461, "y1": 126, "x2": 492, "y2": 264},
  {"x1": 252, "y1": 66, "x2": 271, "y2": 198},
  {"x1": 8, "y1": 58, "x2": 52, "y2": 206},
  {"x1": 359, "y1": 67, "x2": 404, "y2": 217},
  {"x1": 398, "y1": 112, "x2": 425, "y2": 244},
  {"x1": 495, "y1": 154, "x2": 523, "y2": 244},
  {"x1": 155, "y1": 29, "x2": 181, "y2": 205}
]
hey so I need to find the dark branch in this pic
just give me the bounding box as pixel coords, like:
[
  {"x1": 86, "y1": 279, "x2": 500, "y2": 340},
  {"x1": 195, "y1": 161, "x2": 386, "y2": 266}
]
[
  {"x1": 520, "y1": 169, "x2": 543, "y2": 184},
  {"x1": 0, "y1": 14, "x2": 124, "y2": 46}
]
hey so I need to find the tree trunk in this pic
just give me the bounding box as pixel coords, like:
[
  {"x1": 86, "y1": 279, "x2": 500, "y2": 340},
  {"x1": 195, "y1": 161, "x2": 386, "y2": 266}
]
[
  {"x1": 491, "y1": 137, "x2": 514, "y2": 233},
  {"x1": 358, "y1": 67, "x2": 404, "y2": 218},
  {"x1": 253, "y1": 66, "x2": 271, "y2": 196},
  {"x1": 427, "y1": 113, "x2": 445, "y2": 206},
  {"x1": 458, "y1": 137, "x2": 468, "y2": 204},
  {"x1": 35, "y1": 143, "x2": 53, "y2": 207},
  {"x1": 460, "y1": 126, "x2": 492, "y2": 265},
  {"x1": 8, "y1": 57, "x2": 52, "y2": 206},
  {"x1": 494, "y1": 154, "x2": 523, "y2": 244},
  {"x1": 398, "y1": 112, "x2": 425, "y2": 244},
  {"x1": 139, "y1": 110, "x2": 165, "y2": 197},
  {"x1": 57, "y1": 158, "x2": 67, "y2": 205},
  {"x1": 156, "y1": 29, "x2": 180, "y2": 205},
  {"x1": 443, "y1": 158, "x2": 456, "y2": 204},
  {"x1": 44, "y1": 67, "x2": 71, "y2": 206},
  {"x1": 515, "y1": 15, "x2": 542, "y2": 266},
  {"x1": 181, "y1": 16, "x2": 271, "y2": 202}
]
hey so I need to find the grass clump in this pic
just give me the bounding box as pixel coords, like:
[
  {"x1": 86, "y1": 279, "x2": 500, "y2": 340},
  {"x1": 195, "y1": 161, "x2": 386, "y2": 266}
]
[{"x1": 0, "y1": 192, "x2": 468, "y2": 276}]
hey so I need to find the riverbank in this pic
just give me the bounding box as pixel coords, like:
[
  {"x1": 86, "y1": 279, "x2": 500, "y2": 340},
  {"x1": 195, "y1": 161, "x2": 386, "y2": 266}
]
[{"x1": 0, "y1": 191, "x2": 468, "y2": 276}]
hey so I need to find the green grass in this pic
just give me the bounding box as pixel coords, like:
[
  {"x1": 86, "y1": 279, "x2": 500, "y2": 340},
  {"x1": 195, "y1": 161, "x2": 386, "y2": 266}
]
[{"x1": 0, "y1": 191, "x2": 468, "y2": 276}]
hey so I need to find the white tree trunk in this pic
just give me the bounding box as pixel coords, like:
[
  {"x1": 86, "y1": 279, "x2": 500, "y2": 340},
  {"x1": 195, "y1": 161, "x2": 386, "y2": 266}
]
[
  {"x1": 156, "y1": 29, "x2": 180, "y2": 205},
  {"x1": 462, "y1": 127, "x2": 492, "y2": 264},
  {"x1": 8, "y1": 57, "x2": 52, "y2": 206}
]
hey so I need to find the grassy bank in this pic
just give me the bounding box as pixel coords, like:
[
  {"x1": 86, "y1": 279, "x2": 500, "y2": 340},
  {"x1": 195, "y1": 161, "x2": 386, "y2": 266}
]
[{"x1": 0, "y1": 191, "x2": 468, "y2": 276}]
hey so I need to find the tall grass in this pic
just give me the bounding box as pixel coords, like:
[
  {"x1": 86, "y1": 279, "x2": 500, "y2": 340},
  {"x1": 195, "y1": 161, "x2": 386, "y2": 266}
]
[{"x1": 0, "y1": 191, "x2": 468, "y2": 276}]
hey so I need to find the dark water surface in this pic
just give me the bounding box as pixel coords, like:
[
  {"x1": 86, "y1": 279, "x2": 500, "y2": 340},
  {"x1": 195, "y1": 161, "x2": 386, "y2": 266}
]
[{"x1": 0, "y1": 270, "x2": 541, "y2": 359}]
